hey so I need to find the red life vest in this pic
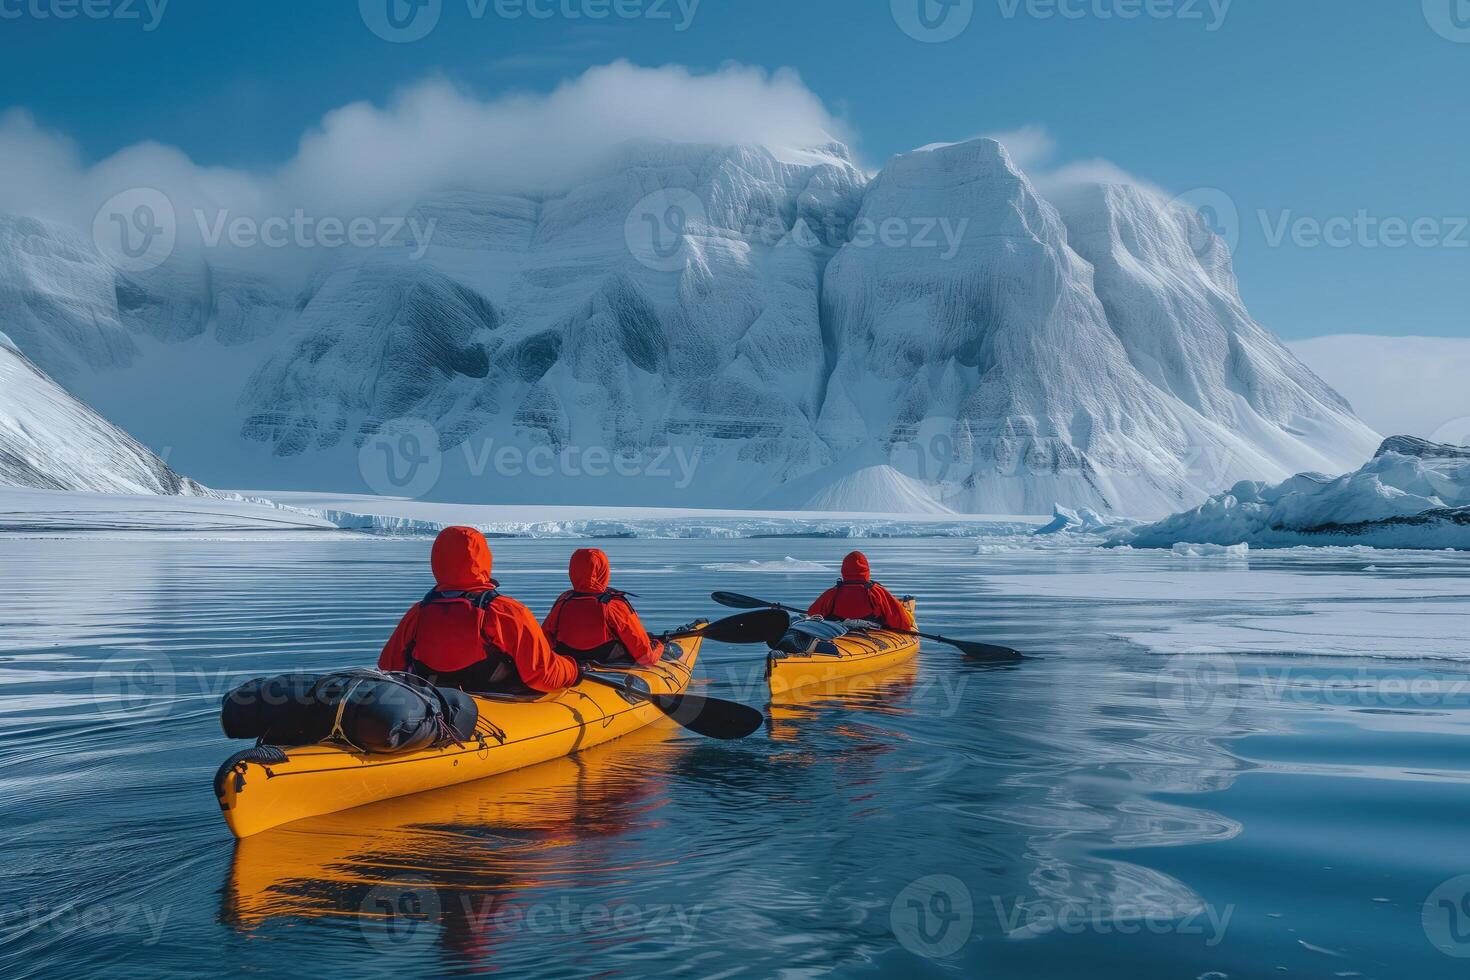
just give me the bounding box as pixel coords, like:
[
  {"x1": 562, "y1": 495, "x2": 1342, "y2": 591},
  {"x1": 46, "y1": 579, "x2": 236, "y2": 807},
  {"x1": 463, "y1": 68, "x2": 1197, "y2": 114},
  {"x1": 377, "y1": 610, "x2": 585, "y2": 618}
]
[
  {"x1": 825, "y1": 579, "x2": 882, "y2": 622},
  {"x1": 545, "y1": 589, "x2": 636, "y2": 656},
  {"x1": 405, "y1": 588, "x2": 514, "y2": 674}
]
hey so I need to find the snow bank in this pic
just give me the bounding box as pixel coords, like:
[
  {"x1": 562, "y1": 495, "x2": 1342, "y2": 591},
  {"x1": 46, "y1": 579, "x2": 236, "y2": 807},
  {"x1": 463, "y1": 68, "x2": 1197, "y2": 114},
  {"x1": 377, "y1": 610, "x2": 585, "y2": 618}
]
[
  {"x1": 1114, "y1": 439, "x2": 1470, "y2": 551},
  {"x1": 1034, "y1": 504, "x2": 1134, "y2": 536},
  {"x1": 1171, "y1": 542, "x2": 1249, "y2": 560},
  {"x1": 0, "y1": 487, "x2": 337, "y2": 532}
]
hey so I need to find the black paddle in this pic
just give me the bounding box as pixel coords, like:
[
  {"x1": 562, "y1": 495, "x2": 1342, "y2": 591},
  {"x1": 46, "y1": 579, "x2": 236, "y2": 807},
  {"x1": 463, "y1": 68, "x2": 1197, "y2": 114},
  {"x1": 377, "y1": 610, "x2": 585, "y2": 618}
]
[
  {"x1": 710, "y1": 591, "x2": 1024, "y2": 662},
  {"x1": 658, "y1": 609, "x2": 791, "y2": 646},
  {"x1": 578, "y1": 671, "x2": 765, "y2": 740}
]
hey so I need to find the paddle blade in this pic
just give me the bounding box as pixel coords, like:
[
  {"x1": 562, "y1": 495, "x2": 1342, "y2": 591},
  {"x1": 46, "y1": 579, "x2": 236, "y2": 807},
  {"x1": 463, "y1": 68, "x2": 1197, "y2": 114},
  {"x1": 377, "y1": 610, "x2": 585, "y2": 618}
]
[
  {"x1": 709, "y1": 591, "x2": 772, "y2": 611},
  {"x1": 951, "y1": 639, "x2": 1025, "y2": 662},
  {"x1": 649, "y1": 692, "x2": 765, "y2": 740},
  {"x1": 699, "y1": 609, "x2": 791, "y2": 646}
]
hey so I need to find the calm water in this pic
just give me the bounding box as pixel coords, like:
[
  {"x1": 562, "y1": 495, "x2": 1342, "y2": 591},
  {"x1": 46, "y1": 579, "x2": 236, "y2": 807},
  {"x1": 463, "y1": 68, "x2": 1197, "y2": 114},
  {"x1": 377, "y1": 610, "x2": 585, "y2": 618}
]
[{"x1": 2, "y1": 536, "x2": 1470, "y2": 979}]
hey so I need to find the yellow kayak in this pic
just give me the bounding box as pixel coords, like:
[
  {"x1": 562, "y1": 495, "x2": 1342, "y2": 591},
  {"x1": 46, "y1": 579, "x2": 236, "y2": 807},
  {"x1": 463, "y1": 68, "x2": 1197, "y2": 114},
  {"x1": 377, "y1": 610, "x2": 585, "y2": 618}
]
[
  {"x1": 223, "y1": 725, "x2": 685, "y2": 928},
  {"x1": 766, "y1": 600, "x2": 919, "y2": 696},
  {"x1": 215, "y1": 633, "x2": 703, "y2": 838}
]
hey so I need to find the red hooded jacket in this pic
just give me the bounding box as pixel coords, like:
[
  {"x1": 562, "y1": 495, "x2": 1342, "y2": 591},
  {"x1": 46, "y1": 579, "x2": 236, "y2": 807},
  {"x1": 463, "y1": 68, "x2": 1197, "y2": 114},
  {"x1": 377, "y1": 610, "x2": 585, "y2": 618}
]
[
  {"x1": 807, "y1": 551, "x2": 915, "y2": 631},
  {"x1": 541, "y1": 548, "x2": 664, "y2": 666},
  {"x1": 378, "y1": 527, "x2": 580, "y2": 693}
]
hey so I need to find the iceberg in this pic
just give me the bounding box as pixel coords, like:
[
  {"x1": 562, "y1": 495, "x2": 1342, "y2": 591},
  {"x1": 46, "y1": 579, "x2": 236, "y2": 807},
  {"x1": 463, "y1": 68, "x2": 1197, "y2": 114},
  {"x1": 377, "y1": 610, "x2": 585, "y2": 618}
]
[{"x1": 1113, "y1": 438, "x2": 1470, "y2": 551}]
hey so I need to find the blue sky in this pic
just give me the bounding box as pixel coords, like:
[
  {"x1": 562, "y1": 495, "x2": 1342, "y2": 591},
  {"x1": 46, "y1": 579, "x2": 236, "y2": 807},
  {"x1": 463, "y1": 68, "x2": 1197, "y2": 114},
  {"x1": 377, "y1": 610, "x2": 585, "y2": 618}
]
[{"x1": 2, "y1": 0, "x2": 1467, "y2": 340}]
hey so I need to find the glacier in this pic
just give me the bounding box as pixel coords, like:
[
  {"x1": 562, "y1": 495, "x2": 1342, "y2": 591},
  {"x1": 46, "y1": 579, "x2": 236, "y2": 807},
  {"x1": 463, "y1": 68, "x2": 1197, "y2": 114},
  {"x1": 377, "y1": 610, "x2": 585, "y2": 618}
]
[
  {"x1": 1113, "y1": 437, "x2": 1470, "y2": 550},
  {"x1": 0, "y1": 136, "x2": 1381, "y2": 516}
]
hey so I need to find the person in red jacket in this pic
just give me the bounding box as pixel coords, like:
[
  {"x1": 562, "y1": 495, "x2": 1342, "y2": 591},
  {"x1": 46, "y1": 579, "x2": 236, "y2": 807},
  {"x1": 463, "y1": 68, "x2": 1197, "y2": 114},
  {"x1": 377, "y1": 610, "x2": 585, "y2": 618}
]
[
  {"x1": 807, "y1": 551, "x2": 916, "y2": 631},
  {"x1": 378, "y1": 526, "x2": 580, "y2": 693},
  {"x1": 541, "y1": 548, "x2": 664, "y2": 666}
]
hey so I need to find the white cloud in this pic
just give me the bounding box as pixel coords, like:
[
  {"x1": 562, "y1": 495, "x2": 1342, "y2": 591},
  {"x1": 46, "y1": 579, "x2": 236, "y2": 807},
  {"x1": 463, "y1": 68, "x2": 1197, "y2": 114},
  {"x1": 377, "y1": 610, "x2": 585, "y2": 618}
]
[
  {"x1": 975, "y1": 123, "x2": 1165, "y2": 202},
  {"x1": 979, "y1": 124, "x2": 1058, "y2": 171},
  {"x1": 0, "y1": 61, "x2": 849, "y2": 257}
]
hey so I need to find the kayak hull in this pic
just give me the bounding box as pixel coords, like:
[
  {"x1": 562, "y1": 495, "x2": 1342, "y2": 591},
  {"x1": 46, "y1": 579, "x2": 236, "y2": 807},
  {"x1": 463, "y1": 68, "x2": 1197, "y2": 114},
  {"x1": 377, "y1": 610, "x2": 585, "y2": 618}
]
[
  {"x1": 766, "y1": 601, "x2": 919, "y2": 696},
  {"x1": 215, "y1": 635, "x2": 701, "y2": 838}
]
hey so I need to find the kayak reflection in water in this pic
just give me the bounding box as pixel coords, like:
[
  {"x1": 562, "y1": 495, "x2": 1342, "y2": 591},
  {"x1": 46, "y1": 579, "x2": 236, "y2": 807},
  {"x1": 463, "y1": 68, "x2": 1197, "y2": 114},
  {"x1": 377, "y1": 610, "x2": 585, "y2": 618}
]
[
  {"x1": 542, "y1": 547, "x2": 665, "y2": 666},
  {"x1": 377, "y1": 526, "x2": 581, "y2": 693},
  {"x1": 807, "y1": 551, "x2": 916, "y2": 631}
]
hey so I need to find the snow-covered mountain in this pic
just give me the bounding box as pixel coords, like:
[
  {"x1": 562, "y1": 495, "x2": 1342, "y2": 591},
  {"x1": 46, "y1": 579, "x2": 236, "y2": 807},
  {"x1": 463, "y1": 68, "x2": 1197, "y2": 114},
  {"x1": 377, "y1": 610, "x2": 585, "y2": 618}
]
[
  {"x1": 0, "y1": 137, "x2": 1380, "y2": 516},
  {"x1": 0, "y1": 329, "x2": 207, "y2": 494}
]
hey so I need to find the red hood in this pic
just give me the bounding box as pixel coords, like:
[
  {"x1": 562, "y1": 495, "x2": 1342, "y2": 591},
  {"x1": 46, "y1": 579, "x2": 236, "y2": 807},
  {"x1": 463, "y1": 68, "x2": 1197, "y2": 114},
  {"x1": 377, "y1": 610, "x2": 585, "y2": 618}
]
[
  {"x1": 569, "y1": 547, "x2": 610, "y2": 593},
  {"x1": 431, "y1": 526, "x2": 494, "y2": 590},
  {"x1": 841, "y1": 551, "x2": 871, "y2": 582}
]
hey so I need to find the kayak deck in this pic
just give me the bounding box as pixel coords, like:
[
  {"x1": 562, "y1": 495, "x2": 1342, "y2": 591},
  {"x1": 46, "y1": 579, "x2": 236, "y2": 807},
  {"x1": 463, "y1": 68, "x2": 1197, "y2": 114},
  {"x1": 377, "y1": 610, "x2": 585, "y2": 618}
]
[
  {"x1": 766, "y1": 600, "x2": 919, "y2": 696},
  {"x1": 215, "y1": 635, "x2": 701, "y2": 838}
]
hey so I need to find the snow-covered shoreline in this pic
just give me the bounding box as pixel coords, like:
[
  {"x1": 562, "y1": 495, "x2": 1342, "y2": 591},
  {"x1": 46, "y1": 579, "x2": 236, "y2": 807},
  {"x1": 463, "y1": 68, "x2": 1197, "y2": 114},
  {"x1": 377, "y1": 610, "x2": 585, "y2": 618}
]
[{"x1": 0, "y1": 485, "x2": 1049, "y2": 538}]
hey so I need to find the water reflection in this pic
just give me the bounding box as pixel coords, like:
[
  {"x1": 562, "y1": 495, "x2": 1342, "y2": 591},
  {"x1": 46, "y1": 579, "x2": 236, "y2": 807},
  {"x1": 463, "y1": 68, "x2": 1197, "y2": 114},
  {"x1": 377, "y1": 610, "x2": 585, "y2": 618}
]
[{"x1": 222, "y1": 726, "x2": 684, "y2": 971}]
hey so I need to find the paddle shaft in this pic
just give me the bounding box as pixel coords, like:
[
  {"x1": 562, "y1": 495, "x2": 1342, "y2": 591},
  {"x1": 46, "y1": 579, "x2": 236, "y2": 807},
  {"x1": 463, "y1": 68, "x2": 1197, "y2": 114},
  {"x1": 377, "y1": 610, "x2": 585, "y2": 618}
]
[{"x1": 710, "y1": 592, "x2": 1022, "y2": 661}]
